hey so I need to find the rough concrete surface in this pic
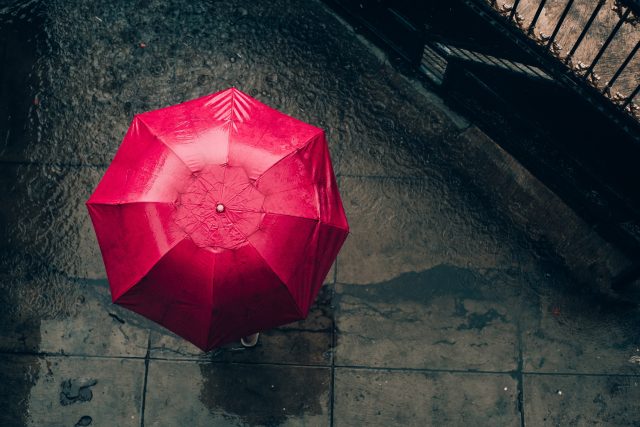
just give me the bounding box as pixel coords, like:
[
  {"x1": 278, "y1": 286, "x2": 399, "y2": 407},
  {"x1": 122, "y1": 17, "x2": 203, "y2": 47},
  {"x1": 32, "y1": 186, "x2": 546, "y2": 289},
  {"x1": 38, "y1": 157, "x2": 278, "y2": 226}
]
[
  {"x1": 334, "y1": 370, "x2": 520, "y2": 426},
  {"x1": 1, "y1": 0, "x2": 639, "y2": 426}
]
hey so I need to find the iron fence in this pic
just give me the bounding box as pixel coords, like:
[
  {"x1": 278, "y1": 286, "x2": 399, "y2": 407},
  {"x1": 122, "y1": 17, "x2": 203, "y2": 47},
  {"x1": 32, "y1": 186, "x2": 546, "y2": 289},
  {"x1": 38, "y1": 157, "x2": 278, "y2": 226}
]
[{"x1": 484, "y1": 0, "x2": 640, "y2": 125}]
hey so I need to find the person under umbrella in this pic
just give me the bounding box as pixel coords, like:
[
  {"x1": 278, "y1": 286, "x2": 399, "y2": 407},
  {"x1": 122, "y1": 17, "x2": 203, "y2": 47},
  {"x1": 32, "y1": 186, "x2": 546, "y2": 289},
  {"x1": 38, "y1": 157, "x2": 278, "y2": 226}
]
[{"x1": 87, "y1": 87, "x2": 348, "y2": 351}]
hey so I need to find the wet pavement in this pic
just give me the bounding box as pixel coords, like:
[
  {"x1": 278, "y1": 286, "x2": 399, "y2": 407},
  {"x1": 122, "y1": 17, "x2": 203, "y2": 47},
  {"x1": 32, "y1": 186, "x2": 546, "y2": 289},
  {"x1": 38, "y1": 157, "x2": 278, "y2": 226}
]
[{"x1": 1, "y1": 0, "x2": 640, "y2": 426}]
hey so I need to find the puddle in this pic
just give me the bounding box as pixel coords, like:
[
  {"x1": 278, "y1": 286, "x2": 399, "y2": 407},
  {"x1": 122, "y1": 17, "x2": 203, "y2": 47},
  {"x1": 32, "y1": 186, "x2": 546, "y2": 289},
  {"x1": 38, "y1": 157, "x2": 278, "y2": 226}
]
[
  {"x1": 337, "y1": 264, "x2": 486, "y2": 306},
  {"x1": 60, "y1": 378, "x2": 98, "y2": 406},
  {"x1": 199, "y1": 363, "x2": 327, "y2": 425}
]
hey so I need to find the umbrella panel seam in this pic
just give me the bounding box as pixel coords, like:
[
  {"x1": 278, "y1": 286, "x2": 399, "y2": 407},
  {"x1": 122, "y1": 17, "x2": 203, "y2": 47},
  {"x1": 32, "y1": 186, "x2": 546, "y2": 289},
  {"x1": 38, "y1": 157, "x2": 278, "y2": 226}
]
[{"x1": 136, "y1": 115, "x2": 197, "y2": 173}]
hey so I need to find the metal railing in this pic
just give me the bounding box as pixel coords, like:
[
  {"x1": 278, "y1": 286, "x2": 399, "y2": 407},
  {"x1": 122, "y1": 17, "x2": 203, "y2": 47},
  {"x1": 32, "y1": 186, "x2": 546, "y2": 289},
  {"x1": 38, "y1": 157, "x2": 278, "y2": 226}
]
[{"x1": 483, "y1": 0, "x2": 640, "y2": 126}]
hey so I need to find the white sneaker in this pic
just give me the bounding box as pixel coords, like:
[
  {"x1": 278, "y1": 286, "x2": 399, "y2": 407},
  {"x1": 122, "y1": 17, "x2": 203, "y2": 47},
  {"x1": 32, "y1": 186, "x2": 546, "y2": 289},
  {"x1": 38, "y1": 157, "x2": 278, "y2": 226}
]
[{"x1": 240, "y1": 333, "x2": 259, "y2": 348}]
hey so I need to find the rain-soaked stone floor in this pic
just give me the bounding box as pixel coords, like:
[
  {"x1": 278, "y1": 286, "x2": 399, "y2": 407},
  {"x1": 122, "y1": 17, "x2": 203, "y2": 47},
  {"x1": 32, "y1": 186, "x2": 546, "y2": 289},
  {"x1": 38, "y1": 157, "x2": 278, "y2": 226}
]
[{"x1": 1, "y1": 0, "x2": 639, "y2": 426}]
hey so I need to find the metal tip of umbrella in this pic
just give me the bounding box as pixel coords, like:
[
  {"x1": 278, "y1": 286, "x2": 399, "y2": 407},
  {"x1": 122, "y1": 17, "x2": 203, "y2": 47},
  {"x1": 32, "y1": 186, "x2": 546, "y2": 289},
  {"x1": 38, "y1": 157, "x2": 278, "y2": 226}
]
[{"x1": 216, "y1": 203, "x2": 225, "y2": 213}]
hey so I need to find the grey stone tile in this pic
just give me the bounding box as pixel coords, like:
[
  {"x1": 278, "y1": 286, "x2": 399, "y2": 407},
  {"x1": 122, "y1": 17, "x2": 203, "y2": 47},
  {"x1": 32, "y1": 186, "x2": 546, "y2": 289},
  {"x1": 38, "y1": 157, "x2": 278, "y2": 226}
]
[
  {"x1": 524, "y1": 374, "x2": 640, "y2": 426},
  {"x1": 334, "y1": 368, "x2": 520, "y2": 426},
  {"x1": 0, "y1": 278, "x2": 150, "y2": 357},
  {"x1": 337, "y1": 176, "x2": 528, "y2": 285},
  {"x1": 38, "y1": 281, "x2": 151, "y2": 357},
  {"x1": 334, "y1": 267, "x2": 520, "y2": 371},
  {"x1": 521, "y1": 280, "x2": 640, "y2": 375},
  {"x1": 150, "y1": 283, "x2": 334, "y2": 366},
  {"x1": 0, "y1": 164, "x2": 105, "y2": 279},
  {"x1": 144, "y1": 360, "x2": 330, "y2": 426},
  {"x1": 0, "y1": 354, "x2": 144, "y2": 427}
]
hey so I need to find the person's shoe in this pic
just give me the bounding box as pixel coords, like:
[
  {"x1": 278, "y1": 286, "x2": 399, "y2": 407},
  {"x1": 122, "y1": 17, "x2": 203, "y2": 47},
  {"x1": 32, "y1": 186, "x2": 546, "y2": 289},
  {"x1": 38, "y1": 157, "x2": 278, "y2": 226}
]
[{"x1": 240, "y1": 333, "x2": 259, "y2": 348}]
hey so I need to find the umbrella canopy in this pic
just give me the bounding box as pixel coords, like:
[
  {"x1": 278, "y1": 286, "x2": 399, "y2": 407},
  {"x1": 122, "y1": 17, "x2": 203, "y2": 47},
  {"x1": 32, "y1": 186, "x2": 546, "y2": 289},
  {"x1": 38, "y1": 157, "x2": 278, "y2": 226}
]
[{"x1": 87, "y1": 88, "x2": 348, "y2": 350}]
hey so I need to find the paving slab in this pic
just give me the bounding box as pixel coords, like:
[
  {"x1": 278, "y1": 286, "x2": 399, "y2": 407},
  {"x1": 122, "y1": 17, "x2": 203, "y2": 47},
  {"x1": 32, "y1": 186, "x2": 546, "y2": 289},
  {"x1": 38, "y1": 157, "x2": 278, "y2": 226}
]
[
  {"x1": 524, "y1": 374, "x2": 640, "y2": 426},
  {"x1": 144, "y1": 360, "x2": 331, "y2": 426},
  {"x1": 333, "y1": 368, "x2": 520, "y2": 426},
  {"x1": 335, "y1": 266, "x2": 520, "y2": 371},
  {"x1": 521, "y1": 280, "x2": 640, "y2": 375},
  {"x1": 0, "y1": 354, "x2": 144, "y2": 427},
  {"x1": 0, "y1": 163, "x2": 105, "y2": 279},
  {"x1": 0, "y1": 278, "x2": 150, "y2": 357},
  {"x1": 38, "y1": 281, "x2": 151, "y2": 357},
  {"x1": 337, "y1": 176, "x2": 528, "y2": 285},
  {"x1": 149, "y1": 283, "x2": 334, "y2": 365}
]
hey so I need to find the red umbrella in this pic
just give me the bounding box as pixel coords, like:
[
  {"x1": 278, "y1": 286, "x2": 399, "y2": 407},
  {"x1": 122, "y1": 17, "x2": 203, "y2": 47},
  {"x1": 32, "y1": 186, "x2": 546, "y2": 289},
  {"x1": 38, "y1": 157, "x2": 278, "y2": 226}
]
[{"x1": 87, "y1": 88, "x2": 348, "y2": 350}]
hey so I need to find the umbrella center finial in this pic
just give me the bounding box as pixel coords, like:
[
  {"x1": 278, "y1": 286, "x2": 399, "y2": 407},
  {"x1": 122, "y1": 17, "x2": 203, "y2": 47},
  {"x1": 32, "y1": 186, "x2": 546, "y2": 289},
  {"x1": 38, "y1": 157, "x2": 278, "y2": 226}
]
[{"x1": 216, "y1": 203, "x2": 225, "y2": 213}]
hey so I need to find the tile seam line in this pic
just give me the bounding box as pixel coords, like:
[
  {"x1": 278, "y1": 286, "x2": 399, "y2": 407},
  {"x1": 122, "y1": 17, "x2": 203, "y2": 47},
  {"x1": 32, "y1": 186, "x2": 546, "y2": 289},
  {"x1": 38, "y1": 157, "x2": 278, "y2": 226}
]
[
  {"x1": 330, "y1": 247, "x2": 338, "y2": 427},
  {"x1": 140, "y1": 334, "x2": 151, "y2": 427},
  {"x1": 523, "y1": 371, "x2": 640, "y2": 378},
  {"x1": 333, "y1": 364, "x2": 518, "y2": 375},
  {"x1": 0, "y1": 350, "x2": 331, "y2": 367},
  {"x1": 2, "y1": 350, "x2": 638, "y2": 377},
  {"x1": 0, "y1": 350, "x2": 146, "y2": 360},
  {"x1": 334, "y1": 365, "x2": 640, "y2": 377},
  {"x1": 160, "y1": 359, "x2": 333, "y2": 369},
  {"x1": 517, "y1": 314, "x2": 526, "y2": 427},
  {"x1": 0, "y1": 160, "x2": 110, "y2": 168}
]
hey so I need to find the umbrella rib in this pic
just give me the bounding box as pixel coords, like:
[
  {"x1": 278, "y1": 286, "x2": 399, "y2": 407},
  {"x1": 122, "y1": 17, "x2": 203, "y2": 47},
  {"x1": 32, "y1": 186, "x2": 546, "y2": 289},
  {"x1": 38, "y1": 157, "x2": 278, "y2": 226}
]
[
  {"x1": 220, "y1": 164, "x2": 228, "y2": 202},
  {"x1": 247, "y1": 209, "x2": 320, "y2": 223},
  {"x1": 225, "y1": 208, "x2": 321, "y2": 225},
  {"x1": 206, "y1": 251, "x2": 216, "y2": 348},
  {"x1": 136, "y1": 115, "x2": 197, "y2": 173},
  {"x1": 262, "y1": 211, "x2": 349, "y2": 232},
  {"x1": 86, "y1": 200, "x2": 177, "y2": 207},
  {"x1": 239, "y1": 209, "x2": 349, "y2": 232},
  {"x1": 222, "y1": 215, "x2": 305, "y2": 318},
  {"x1": 222, "y1": 183, "x2": 250, "y2": 206},
  {"x1": 112, "y1": 236, "x2": 188, "y2": 303},
  {"x1": 253, "y1": 129, "x2": 324, "y2": 187},
  {"x1": 255, "y1": 185, "x2": 309, "y2": 197},
  {"x1": 244, "y1": 239, "x2": 305, "y2": 319}
]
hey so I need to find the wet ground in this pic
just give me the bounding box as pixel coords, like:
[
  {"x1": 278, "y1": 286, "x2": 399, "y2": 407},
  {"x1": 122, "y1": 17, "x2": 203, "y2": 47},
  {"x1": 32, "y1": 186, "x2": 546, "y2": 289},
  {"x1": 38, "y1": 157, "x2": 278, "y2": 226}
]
[{"x1": 1, "y1": 0, "x2": 639, "y2": 426}]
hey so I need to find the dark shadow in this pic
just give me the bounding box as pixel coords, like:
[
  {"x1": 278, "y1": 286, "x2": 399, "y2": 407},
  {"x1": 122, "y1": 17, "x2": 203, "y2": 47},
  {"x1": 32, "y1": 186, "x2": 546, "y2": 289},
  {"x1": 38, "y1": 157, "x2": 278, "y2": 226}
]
[
  {"x1": 0, "y1": 0, "x2": 48, "y2": 162},
  {"x1": 199, "y1": 363, "x2": 329, "y2": 426},
  {"x1": 336, "y1": 264, "x2": 486, "y2": 306}
]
